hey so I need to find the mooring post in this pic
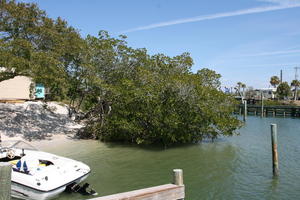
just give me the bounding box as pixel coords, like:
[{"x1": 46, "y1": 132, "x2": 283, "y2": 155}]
[
  {"x1": 173, "y1": 169, "x2": 184, "y2": 200},
  {"x1": 261, "y1": 92, "x2": 264, "y2": 117},
  {"x1": 173, "y1": 169, "x2": 183, "y2": 186},
  {"x1": 243, "y1": 100, "x2": 247, "y2": 121},
  {"x1": 0, "y1": 162, "x2": 12, "y2": 200},
  {"x1": 271, "y1": 124, "x2": 279, "y2": 177}
]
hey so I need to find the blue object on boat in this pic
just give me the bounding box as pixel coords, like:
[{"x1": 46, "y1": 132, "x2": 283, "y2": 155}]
[
  {"x1": 23, "y1": 161, "x2": 28, "y2": 173},
  {"x1": 35, "y1": 83, "x2": 45, "y2": 99},
  {"x1": 16, "y1": 160, "x2": 21, "y2": 170}
]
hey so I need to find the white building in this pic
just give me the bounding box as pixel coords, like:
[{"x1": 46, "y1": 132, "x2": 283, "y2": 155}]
[
  {"x1": 0, "y1": 76, "x2": 33, "y2": 100},
  {"x1": 255, "y1": 88, "x2": 277, "y2": 99}
]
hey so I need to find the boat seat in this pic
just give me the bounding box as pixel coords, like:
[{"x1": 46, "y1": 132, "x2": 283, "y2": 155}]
[{"x1": 9, "y1": 159, "x2": 20, "y2": 165}]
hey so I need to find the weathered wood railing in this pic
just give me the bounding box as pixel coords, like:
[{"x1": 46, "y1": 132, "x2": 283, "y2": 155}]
[{"x1": 88, "y1": 169, "x2": 185, "y2": 200}]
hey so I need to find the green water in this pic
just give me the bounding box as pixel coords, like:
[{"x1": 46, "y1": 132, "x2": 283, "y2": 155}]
[{"x1": 42, "y1": 116, "x2": 300, "y2": 200}]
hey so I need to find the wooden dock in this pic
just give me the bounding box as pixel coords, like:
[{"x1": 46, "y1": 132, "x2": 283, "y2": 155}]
[
  {"x1": 88, "y1": 184, "x2": 184, "y2": 200},
  {"x1": 236, "y1": 104, "x2": 300, "y2": 117},
  {"x1": 89, "y1": 169, "x2": 185, "y2": 200}
]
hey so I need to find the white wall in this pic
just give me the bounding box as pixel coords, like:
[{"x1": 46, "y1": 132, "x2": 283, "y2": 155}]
[{"x1": 0, "y1": 76, "x2": 33, "y2": 100}]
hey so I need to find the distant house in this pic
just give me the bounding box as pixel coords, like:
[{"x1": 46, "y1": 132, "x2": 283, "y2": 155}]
[
  {"x1": 0, "y1": 76, "x2": 45, "y2": 100},
  {"x1": 255, "y1": 88, "x2": 277, "y2": 99}
]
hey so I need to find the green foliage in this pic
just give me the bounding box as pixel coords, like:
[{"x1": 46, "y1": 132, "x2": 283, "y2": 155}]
[
  {"x1": 270, "y1": 76, "x2": 280, "y2": 88},
  {"x1": 291, "y1": 79, "x2": 300, "y2": 100},
  {"x1": 0, "y1": 0, "x2": 85, "y2": 100},
  {"x1": 0, "y1": 0, "x2": 242, "y2": 146},
  {"x1": 291, "y1": 80, "x2": 300, "y2": 87},
  {"x1": 81, "y1": 32, "x2": 241, "y2": 146},
  {"x1": 276, "y1": 82, "x2": 291, "y2": 100}
]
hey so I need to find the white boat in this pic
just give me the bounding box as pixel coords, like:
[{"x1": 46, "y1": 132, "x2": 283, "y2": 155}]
[{"x1": 0, "y1": 140, "x2": 91, "y2": 200}]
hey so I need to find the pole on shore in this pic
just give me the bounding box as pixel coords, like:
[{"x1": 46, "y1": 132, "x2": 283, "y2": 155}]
[
  {"x1": 271, "y1": 124, "x2": 279, "y2": 177},
  {"x1": 261, "y1": 92, "x2": 264, "y2": 118},
  {"x1": 243, "y1": 100, "x2": 247, "y2": 121},
  {"x1": 0, "y1": 162, "x2": 12, "y2": 200}
]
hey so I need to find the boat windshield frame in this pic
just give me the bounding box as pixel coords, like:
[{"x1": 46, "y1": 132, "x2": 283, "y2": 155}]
[{"x1": 0, "y1": 140, "x2": 38, "y2": 151}]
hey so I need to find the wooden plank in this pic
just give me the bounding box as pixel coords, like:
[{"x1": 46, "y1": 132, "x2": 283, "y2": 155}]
[
  {"x1": 0, "y1": 162, "x2": 12, "y2": 200},
  {"x1": 89, "y1": 184, "x2": 184, "y2": 200}
]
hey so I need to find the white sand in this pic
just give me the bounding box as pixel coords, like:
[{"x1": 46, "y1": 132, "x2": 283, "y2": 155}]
[{"x1": 0, "y1": 101, "x2": 83, "y2": 146}]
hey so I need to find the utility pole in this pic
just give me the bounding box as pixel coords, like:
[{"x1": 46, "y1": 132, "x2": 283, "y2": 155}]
[
  {"x1": 294, "y1": 67, "x2": 300, "y2": 100},
  {"x1": 294, "y1": 67, "x2": 300, "y2": 80},
  {"x1": 280, "y1": 70, "x2": 282, "y2": 83}
]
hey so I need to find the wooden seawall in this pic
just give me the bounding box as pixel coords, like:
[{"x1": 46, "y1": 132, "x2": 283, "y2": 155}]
[
  {"x1": 88, "y1": 169, "x2": 184, "y2": 200},
  {"x1": 236, "y1": 105, "x2": 300, "y2": 117}
]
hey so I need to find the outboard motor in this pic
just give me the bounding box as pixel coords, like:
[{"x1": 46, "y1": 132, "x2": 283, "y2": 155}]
[{"x1": 66, "y1": 182, "x2": 98, "y2": 196}]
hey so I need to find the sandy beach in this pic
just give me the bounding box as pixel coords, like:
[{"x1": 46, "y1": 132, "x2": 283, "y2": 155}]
[{"x1": 0, "y1": 101, "x2": 84, "y2": 150}]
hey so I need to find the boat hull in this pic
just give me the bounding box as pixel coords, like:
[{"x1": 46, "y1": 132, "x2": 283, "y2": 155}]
[{"x1": 11, "y1": 172, "x2": 89, "y2": 200}]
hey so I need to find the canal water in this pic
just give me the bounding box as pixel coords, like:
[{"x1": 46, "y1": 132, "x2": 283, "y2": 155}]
[{"x1": 39, "y1": 116, "x2": 300, "y2": 200}]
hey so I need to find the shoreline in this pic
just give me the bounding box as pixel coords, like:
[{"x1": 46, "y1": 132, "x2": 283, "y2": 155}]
[{"x1": 0, "y1": 132, "x2": 82, "y2": 150}]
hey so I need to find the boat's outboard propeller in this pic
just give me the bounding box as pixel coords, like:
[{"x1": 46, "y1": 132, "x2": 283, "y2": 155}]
[
  {"x1": 78, "y1": 183, "x2": 98, "y2": 195},
  {"x1": 66, "y1": 182, "x2": 98, "y2": 196}
]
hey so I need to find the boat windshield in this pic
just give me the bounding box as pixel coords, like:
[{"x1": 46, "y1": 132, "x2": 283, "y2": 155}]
[{"x1": 0, "y1": 140, "x2": 38, "y2": 151}]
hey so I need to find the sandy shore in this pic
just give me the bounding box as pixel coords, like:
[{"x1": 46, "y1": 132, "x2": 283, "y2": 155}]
[
  {"x1": 0, "y1": 132, "x2": 81, "y2": 150},
  {"x1": 0, "y1": 101, "x2": 85, "y2": 150}
]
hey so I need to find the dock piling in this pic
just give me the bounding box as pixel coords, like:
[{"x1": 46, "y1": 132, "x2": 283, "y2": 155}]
[
  {"x1": 173, "y1": 169, "x2": 184, "y2": 186},
  {"x1": 0, "y1": 162, "x2": 12, "y2": 200},
  {"x1": 243, "y1": 100, "x2": 247, "y2": 121},
  {"x1": 261, "y1": 93, "x2": 264, "y2": 117},
  {"x1": 271, "y1": 124, "x2": 279, "y2": 177}
]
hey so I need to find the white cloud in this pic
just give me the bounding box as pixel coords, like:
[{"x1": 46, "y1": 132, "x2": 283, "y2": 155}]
[
  {"x1": 121, "y1": 1, "x2": 300, "y2": 33},
  {"x1": 237, "y1": 49, "x2": 300, "y2": 57},
  {"x1": 258, "y1": 0, "x2": 300, "y2": 5}
]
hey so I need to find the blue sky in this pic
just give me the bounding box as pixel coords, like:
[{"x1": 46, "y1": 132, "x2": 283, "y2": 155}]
[{"x1": 22, "y1": 0, "x2": 300, "y2": 89}]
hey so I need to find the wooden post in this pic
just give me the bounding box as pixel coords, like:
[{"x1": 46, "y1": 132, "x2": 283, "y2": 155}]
[
  {"x1": 271, "y1": 124, "x2": 279, "y2": 177},
  {"x1": 0, "y1": 162, "x2": 12, "y2": 200},
  {"x1": 173, "y1": 169, "x2": 184, "y2": 200},
  {"x1": 243, "y1": 100, "x2": 247, "y2": 121},
  {"x1": 173, "y1": 169, "x2": 183, "y2": 186},
  {"x1": 261, "y1": 92, "x2": 264, "y2": 117}
]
